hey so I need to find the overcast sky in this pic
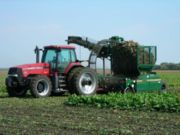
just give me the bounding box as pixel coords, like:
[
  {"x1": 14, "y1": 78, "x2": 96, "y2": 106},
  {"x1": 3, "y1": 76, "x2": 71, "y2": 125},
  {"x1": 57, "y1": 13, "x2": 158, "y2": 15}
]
[{"x1": 0, "y1": 0, "x2": 180, "y2": 68}]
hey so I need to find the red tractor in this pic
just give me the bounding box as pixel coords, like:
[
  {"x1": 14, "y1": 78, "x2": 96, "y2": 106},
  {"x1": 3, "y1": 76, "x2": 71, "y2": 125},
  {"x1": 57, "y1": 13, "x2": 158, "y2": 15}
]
[{"x1": 6, "y1": 45, "x2": 98, "y2": 98}]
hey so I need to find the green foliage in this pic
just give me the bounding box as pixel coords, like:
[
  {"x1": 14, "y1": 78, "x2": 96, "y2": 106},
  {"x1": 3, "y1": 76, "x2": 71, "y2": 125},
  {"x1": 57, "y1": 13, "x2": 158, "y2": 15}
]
[
  {"x1": 0, "y1": 71, "x2": 7, "y2": 95},
  {"x1": 65, "y1": 93, "x2": 180, "y2": 112},
  {"x1": 158, "y1": 71, "x2": 180, "y2": 90},
  {"x1": 65, "y1": 71, "x2": 180, "y2": 112}
]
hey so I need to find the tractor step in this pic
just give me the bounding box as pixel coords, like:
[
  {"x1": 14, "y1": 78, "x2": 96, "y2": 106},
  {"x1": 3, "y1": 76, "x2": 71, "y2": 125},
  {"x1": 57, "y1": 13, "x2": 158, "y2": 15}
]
[
  {"x1": 60, "y1": 84, "x2": 66, "y2": 87},
  {"x1": 58, "y1": 75, "x2": 67, "y2": 88},
  {"x1": 59, "y1": 80, "x2": 66, "y2": 83}
]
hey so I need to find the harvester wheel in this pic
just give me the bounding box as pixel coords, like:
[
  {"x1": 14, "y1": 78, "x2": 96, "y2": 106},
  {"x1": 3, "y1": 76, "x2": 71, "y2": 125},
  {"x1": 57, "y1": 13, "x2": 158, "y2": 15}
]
[
  {"x1": 30, "y1": 75, "x2": 52, "y2": 98},
  {"x1": 7, "y1": 87, "x2": 27, "y2": 97},
  {"x1": 70, "y1": 67, "x2": 98, "y2": 95},
  {"x1": 124, "y1": 86, "x2": 135, "y2": 93}
]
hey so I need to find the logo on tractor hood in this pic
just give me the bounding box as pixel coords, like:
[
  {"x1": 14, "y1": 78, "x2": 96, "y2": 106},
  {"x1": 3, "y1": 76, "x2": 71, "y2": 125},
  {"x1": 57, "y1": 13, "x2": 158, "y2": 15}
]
[{"x1": 22, "y1": 66, "x2": 44, "y2": 70}]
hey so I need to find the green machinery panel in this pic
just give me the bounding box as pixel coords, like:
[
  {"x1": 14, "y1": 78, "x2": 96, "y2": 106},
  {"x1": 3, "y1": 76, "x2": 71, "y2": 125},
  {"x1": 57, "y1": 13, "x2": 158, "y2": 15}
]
[{"x1": 136, "y1": 73, "x2": 162, "y2": 91}]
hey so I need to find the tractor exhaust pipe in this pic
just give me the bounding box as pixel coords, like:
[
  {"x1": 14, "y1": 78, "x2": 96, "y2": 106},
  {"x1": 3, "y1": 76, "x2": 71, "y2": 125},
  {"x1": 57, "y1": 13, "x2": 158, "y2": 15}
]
[
  {"x1": 34, "y1": 46, "x2": 43, "y2": 63},
  {"x1": 34, "y1": 46, "x2": 40, "y2": 63}
]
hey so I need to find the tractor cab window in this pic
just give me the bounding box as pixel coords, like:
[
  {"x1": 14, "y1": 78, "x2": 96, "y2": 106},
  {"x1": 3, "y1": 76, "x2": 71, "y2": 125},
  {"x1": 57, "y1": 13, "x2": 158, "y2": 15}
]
[
  {"x1": 70, "y1": 49, "x2": 76, "y2": 62},
  {"x1": 43, "y1": 49, "x2": 56, "y2": 63},
  {"x1": 59, "y1": 49, "x2": 71, "y2": 63},
  {"x1": 58, "y1": 49, "x2": 77, "y2": 63},
  {"x1": 58, "y1": 49, "x2": 76, "y2": 72}
]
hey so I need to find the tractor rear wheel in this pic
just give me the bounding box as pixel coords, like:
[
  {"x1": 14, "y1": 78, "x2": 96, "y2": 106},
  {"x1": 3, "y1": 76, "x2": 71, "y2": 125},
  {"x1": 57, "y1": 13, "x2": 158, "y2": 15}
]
[
  {"x1": 7, "y1": 87, "x2": 27, "y2": 97},
  {"x1": 69, "y1": 67, "x2": 98, "y2": 95},
  {"x1": 30, "y1": 75, "x2": 52, "y2": 98},
  {"x1": 67, "y1": 67, "x2": 82, "y2": 94}
]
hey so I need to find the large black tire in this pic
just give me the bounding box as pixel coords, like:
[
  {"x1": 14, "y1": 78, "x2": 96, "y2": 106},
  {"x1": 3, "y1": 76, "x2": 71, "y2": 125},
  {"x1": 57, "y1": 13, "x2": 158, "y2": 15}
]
[
  {"x1": 67, "y1": 67, "x2": 83, "y2": 94},
  {"x1": 69, "y1": 67, "x2": 98, "y2": 95},
  {"x1": 7, "y1": 87, "x2": 27, "y2": 97},
  {"x1": 30, "y1": 75, "x2": 52, "y2": 98}
]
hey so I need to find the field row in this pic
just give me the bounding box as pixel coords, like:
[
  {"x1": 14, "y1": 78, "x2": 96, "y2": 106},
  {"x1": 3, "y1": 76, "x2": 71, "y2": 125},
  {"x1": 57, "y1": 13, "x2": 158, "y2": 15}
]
[{"x1": 65, "y1": 93, "x2": 180, "y2": 112}]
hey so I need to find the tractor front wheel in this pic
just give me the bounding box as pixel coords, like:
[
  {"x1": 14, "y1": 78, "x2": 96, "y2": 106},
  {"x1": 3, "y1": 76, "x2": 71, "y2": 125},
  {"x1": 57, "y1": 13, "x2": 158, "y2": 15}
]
[
  {"x1": 30, "y1": 75, "x2": 52, "y2": 98},
  {"x1": 7, "y1": 87, "x2": 27, "y2": 97}
]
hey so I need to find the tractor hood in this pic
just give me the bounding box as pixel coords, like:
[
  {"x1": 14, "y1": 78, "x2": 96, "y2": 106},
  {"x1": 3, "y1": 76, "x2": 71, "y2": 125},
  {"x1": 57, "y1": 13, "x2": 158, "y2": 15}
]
[{"x1": 16, "y1": 63, "x2": 50, "y2": 77}]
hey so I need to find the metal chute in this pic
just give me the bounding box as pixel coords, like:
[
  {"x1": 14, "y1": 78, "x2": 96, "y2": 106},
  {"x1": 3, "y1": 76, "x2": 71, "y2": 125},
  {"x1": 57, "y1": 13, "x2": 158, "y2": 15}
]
[{"x1": 67, "y1": 36, "x2": 105, "y2": 57}]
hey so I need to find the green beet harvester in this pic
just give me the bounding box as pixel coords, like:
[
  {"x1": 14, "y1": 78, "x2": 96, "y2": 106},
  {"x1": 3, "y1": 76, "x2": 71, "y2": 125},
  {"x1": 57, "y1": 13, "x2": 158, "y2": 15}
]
[{"x1": 67, "y1": 36, "x2": 166, "y2": 93}]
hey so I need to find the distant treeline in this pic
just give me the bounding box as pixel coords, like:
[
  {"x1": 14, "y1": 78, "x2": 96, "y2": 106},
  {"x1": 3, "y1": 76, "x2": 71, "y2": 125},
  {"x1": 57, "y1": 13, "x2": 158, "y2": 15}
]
[
  {"x1": 1, "y1": 63, "x2": 180, "y2": 71},
  {"x1": 154, "y1": 63, "x2": 180, "y2": 70}
]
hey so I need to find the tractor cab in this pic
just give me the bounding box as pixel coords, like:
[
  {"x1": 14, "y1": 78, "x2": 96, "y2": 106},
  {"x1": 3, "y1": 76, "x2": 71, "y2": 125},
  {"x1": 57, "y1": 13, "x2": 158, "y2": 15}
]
[{"x1": 35, "y1": 45, "x2": 77, "y2": 73}]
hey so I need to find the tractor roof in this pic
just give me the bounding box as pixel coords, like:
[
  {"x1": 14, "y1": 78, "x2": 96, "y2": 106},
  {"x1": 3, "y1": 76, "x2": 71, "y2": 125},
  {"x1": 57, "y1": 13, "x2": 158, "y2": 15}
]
[{"x1": 44, "y1": 45, "x2": 75, "y2": 49}]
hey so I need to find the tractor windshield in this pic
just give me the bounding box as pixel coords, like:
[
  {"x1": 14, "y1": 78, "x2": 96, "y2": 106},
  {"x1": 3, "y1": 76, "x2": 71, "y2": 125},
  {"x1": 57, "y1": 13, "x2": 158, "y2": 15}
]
[{"x1": 42, "y1": 49, "x2": 56, "y2": 63}]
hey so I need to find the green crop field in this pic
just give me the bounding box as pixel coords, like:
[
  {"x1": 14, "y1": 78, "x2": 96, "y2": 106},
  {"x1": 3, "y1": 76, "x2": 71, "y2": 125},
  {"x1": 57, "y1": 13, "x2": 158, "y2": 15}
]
[{"x1": 0, "y1": 70, "x2": 180, "y2": 135}]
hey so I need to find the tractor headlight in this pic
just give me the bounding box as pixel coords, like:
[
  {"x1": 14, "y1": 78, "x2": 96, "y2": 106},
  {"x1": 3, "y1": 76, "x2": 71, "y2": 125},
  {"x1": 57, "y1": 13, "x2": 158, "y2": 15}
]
[{"x1": 8, "y1": 74, "x2": 18, "y2": 77}]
